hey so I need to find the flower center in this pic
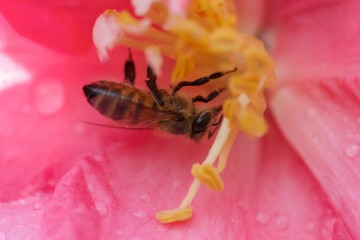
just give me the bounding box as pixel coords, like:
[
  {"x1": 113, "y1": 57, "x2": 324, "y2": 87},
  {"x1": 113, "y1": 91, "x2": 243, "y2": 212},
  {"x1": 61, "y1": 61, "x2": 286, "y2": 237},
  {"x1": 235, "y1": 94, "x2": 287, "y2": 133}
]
[{"x1": 93, "y1": 0, "x2": 276, "y2": 223}]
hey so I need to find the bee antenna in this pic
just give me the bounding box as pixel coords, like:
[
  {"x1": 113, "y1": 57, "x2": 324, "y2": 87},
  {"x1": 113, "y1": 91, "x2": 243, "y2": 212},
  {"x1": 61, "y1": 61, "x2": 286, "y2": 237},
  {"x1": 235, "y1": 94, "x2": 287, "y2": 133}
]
[{"x1": 127, "y1": 48, "x2": 133, "y2": 60}]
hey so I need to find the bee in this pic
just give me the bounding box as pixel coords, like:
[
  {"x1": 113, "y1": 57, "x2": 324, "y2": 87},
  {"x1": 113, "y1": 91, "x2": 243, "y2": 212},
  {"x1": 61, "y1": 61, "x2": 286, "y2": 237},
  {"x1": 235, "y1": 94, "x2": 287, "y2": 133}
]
[{"x1": 83, "y1": 51, "x2": 236, "y2": 142}]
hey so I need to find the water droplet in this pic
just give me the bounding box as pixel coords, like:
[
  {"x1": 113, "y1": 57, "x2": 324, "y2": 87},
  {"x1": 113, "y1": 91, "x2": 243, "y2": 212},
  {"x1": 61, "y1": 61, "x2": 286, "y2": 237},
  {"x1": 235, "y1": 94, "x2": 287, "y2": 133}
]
[
  {"x1": 308, "y1": 108, "x2": 317, "y2": 117},
  {"x1": 345, "y1": 143, "x2": 359, "y2": 158},
  {"x1": 0, "y1": 232, "x2": 6, "y2": 240},
  {"x1": 87, "y1": 183, "x2": 95, "y2": 193},
  {"x1": 92, "y1": 155, "x2": 103, "y2": 162},
  {"x1": 327, "y1": 131, "x2": 335, "y2": 138},
  {"x1": 32, "y1": 203, "x2": 41, "y2": 210},
  {"x1": 133, "y1": 210, "x2": 147, "y2": 219},
  {"x1": 33, "y1": 224, "x2": 41, "y2": 229},
  {"x1": 172, "y1": 180, "x2": 179, "y2": 187},
  {"x1": 305, "y1": 221, "x2": 315, "y2": 231},
  {"x1": 95, "y1": 203, "x2": 109, "y2": 216},
  {"x1": 275, "y1": 214, "x2": 289, "y2": 230},
  {"x1": 256, "y1": 212, "x2": 270, "y2": 225},
  {"x1": 140, "y1": 193, "x2": 149, "y2": 201},
  {"x1": 73, "y1": 123, "x2": 85, "y2": 134},
  {"x1": 34, "y1": 81, "x2": 64, "y2": 114},
  {"x1": 237, "y1": 201, "x2": 248, "y2": 211},
  {"x1": 73, "y1": 206, "x2": 86, "y2": 213},
  {"x1": 311, "y1": 136, "x2": 319, "y2": 144},
  {"x1": 17, "y1": 198, "x2": 27, "y2": 205}
]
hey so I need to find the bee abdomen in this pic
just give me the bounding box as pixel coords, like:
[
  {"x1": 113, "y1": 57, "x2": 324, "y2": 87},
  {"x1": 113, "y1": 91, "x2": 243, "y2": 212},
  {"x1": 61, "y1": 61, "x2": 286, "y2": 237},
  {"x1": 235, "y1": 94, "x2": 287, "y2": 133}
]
[{"x1": 83, "y1": 81, "x2": 149, "y2": 124}]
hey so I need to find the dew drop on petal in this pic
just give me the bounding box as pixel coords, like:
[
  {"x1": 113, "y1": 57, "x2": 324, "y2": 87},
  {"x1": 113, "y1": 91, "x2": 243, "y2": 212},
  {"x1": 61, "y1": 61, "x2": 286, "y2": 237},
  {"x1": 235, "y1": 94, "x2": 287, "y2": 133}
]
[
  {"x1": 305, "y1": 221, "x2": 315, "y2": 231},
  {"x1": 256, "y1": 212, "x2": 270, "y2": 225},
  {"x1": 172, "y1": 180, "x2": 179, "y2": 187},
  {"x1": 275, "y1": 214, "x2": 289, "y2": 230},
  {"x1": 95, "y1": 203, "x2": 109, "y2": 216},
  {"x1": 133, "y1": 210, "x2": 147, "y2": 219},
  {"x1": 140, "y1": 192, "x2": 150, "y2": 201},
  {"x1": 307, "y1": 108, "x2": 317, "y2": 118},
  {"x1": 32, "y1": 202, "x2": 41, "y2": 210},
  {"x1": 73, "y1": 123, "x2": 85, "y2": 134},
  {"x1": 237, "y1": 200, "x2": 249, "y2": 211},
  {"x1": 345, "y1": 143, "x2": 359, "y2": 158},
  {"x1": 33, "y1": 224, "x2": 41, "y2": 229},
  {"x1": 311, "y1": 136, "x2": 319, "y2": 145},
  {"x1": 34, "y1": 81, "x2": 64, "y2": 114}
]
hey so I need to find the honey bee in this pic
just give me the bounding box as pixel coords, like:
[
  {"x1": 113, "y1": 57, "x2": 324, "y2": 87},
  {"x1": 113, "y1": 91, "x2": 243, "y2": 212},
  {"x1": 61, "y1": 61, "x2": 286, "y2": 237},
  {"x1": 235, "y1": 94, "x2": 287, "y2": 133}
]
[{"x1": 83, "y1": 51, "x2": 236, "y2": 141}]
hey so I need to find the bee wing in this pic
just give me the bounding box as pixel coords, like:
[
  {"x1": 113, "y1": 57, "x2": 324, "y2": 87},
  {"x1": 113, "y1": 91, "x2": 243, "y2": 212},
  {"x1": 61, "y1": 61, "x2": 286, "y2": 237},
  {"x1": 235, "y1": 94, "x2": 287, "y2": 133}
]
[
  {"x1": 82, "y1": 107, "x2": 178, "y2": 131},
  {"x1": 81, "y1": 121, "x2": 153, "y2": 130},
  {"x1": 115, "y1": 103, "x2": 179, "y2": 128}
]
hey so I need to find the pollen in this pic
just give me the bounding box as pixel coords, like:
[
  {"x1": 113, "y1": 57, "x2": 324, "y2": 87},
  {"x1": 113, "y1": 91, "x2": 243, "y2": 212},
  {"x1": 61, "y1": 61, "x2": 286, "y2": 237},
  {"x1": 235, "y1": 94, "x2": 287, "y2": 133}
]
[
  {"x1": 93, "y1": 0, "x2": 276, "y2": 223},
  {"x1": 155, "y1": 207, "x2": 192, "y2": 223},
  {"x1": 191, "y1": 163, "x2": 224, "y2": 191}
]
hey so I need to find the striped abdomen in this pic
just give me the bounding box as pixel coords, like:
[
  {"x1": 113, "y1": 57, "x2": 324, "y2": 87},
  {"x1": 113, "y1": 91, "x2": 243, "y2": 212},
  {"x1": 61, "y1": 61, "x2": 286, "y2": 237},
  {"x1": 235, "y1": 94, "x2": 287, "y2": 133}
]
[{"x1": 83, "y1": 81, "x2": 159, "y2": 125}]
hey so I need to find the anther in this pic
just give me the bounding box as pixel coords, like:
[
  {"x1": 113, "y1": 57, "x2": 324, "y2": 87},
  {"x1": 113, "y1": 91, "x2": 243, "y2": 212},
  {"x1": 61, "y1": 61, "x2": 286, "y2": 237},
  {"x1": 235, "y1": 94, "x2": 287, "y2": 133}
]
[
  {"x1": 155, "y1": 208, "x2": 192, "y2": 223},
  {"x1": 191, "y1": 163, "x2": 224, "y2": 191}
]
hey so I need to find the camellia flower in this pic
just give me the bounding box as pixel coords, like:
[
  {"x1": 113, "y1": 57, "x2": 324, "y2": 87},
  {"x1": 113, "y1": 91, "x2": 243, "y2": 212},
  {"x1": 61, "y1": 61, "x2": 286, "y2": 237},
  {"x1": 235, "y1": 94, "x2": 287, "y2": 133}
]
[{"x1": 0, "y1": 0, "x2": 359, "y2": 239}]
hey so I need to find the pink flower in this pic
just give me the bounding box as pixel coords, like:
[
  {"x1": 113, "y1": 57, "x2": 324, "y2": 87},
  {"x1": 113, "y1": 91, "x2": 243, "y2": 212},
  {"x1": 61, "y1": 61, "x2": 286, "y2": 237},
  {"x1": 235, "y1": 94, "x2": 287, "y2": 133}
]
[{"x1": 0, "y1": 0, "x2": 359, "y2": 239}]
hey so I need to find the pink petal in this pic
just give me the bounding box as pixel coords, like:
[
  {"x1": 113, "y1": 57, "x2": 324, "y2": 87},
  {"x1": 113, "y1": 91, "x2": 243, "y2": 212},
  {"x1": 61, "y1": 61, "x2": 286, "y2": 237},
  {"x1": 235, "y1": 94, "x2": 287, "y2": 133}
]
[
  {"x1": 0, "y1": 192, "x2": 51, "y2": 240},
  {"x1": 0, "y1": 13, "x2": 141, "y2": 201},
  {"x1": 269, "y1": 1, "x2": 360, "y2": 237},
  {"x1": 0, "y1": 0, "x2": 127, "y2": 53},
  {"x1": 267, "y1": 0, "x2": 360, "y2": 83},
  {"x1": 41, "y1": 119, "x2": 349, "y2": 239},
  {"x1": 271, "y1": 79, "x2": 360, "y2": 239}
]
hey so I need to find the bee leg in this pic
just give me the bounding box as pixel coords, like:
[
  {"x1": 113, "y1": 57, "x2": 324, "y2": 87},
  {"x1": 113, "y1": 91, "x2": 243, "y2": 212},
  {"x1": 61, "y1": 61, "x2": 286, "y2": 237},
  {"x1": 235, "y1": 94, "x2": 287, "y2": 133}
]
[
  {"x1": 208, "y1": 114, "x2": 224, "y2": 138},
  {"x1": 124, "y1": 48, "x2": 136, "y2": 86},
  {"x1": 145, "y1": 66, "x2": 164, "y2": 106},
  {"x1": 172, "y1": 67, "x2": 237, "y2": 95},
  {"x1": 192, "y1": 88, "x2": 225, "y2": 103}
]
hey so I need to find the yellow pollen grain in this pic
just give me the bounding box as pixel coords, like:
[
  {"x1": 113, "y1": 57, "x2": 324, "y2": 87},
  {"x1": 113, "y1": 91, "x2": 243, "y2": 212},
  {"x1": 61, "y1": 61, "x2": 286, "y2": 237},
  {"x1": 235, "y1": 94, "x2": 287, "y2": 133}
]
[
  {"x1": 191, "y1": 163, "x2": 224, "y2": 191},
  {"x1": 155, "y1": 208, "x2": 192, "y2": 223}
]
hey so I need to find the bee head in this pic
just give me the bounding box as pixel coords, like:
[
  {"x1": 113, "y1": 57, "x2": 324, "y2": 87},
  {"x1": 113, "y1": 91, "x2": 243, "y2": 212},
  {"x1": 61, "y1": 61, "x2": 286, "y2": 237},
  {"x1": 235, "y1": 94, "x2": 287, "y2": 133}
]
[{"x1": 190, "y1": 111, "x2": 214, "y2": 142}]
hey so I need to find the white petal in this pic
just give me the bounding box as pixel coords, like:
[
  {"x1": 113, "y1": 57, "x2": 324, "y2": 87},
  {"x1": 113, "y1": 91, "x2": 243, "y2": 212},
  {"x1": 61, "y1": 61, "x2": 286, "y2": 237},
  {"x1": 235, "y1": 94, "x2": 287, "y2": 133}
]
[
  {"x1": 92, "y1": 13, "x2": 122, "y2": 62},
  {"x1": 131, "y1": 0, "x2": 160, "y2": 16}
]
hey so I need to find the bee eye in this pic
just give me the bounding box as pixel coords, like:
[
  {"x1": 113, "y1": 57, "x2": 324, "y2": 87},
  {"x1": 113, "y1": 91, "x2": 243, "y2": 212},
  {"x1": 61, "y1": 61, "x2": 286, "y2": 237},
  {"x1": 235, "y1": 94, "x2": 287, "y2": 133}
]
[{"x1": 193, "y1": 111, "x2": 212, "y2": 134}]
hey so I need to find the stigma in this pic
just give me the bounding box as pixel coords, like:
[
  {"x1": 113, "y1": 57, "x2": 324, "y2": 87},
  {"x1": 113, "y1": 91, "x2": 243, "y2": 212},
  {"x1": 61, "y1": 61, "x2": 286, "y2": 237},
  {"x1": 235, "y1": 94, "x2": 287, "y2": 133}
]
[{"x1": 93, "y1": 0, "x2": 276, "y2": 223}]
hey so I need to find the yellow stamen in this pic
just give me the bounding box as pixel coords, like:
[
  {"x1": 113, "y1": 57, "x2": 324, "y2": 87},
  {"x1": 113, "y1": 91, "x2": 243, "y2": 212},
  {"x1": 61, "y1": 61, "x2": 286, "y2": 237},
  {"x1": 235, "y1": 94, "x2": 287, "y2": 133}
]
[
  {"x1": 191, "y1": 163, "x2": 224, "y2": 191},
  {"x1": 155, "y1": 119, "x2": 234, "y2": 223},
  {"x1": 95, "y1": 0, "x2": 276, "y2": 224},
  {"x1": 155, "y1": 208, "x2": 192, "y2": 223}
]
